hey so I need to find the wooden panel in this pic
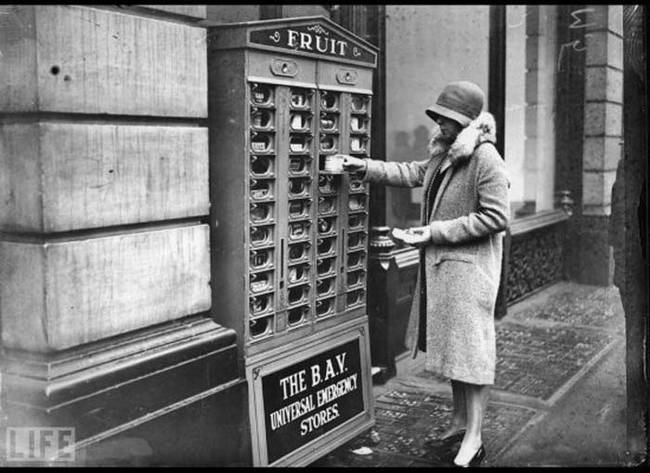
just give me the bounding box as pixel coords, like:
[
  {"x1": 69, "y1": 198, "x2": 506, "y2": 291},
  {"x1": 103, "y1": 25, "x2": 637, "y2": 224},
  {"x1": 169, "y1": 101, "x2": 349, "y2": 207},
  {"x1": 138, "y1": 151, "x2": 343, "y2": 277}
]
[
  {"x1": 0, "y1": 224, "x2": 211, "y2": 352},
  {"x1": 0, "y1": 122, "x2": 209, "y2": 232},
  {"x1": 139, "y1": 5, "x2": 207, "y2": 19},
  {"x1": 0, "y1": 5, "x2": 206, "y2": 116}
]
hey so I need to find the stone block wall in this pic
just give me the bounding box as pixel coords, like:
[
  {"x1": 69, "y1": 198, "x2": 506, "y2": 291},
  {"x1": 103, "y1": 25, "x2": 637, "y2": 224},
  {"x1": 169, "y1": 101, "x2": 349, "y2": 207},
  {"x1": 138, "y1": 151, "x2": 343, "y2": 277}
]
[{"x1": 577, "y1": 4, "x2": 624, "y2": 285}]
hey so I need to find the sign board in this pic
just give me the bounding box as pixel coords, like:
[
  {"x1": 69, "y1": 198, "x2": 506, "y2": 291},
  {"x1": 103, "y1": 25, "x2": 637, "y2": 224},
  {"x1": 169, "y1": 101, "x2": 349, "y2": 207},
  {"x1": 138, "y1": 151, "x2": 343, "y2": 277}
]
[
  {"x1": 247, "y1": 322, "x2": 374, "y2": 466},
  {"x1": 249, "y1": 22, "x2": 377, "y2": 66}
]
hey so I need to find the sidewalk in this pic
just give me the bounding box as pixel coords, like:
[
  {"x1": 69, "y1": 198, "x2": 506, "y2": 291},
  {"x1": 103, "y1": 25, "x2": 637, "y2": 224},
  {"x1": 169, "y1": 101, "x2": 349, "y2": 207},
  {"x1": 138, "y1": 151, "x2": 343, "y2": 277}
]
[{"x1": 311, "y1": 281, "x2": 631, "y2": 467}]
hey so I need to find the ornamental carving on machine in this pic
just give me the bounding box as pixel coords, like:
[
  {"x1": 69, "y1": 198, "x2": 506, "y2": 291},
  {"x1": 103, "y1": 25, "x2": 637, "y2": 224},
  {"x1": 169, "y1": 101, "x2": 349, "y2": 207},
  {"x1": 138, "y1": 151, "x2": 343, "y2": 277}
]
[{"x1": 506, "y1": 224, "x2": 565, "y2": 303}]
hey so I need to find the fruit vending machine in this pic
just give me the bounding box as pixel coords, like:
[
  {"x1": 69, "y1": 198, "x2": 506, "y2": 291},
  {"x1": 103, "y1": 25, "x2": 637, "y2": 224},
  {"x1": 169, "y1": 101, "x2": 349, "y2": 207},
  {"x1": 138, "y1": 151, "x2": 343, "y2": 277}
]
[{"x1": 208, "y1": 17, "x2": 378, "y2": 466}]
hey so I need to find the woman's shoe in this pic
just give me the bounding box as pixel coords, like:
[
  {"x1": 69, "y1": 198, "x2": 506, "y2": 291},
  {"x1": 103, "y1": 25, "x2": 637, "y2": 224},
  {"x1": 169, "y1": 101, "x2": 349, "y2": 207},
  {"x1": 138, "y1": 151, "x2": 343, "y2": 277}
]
[{"x1": 453, "y1": 444, "x2": 485, "y2": 468}]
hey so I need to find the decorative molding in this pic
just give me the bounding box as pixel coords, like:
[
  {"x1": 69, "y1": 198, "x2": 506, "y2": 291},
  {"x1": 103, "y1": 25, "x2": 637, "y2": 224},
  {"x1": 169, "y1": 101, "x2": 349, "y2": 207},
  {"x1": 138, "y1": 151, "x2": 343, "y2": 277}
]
[{"x1": 369, "y1": 226, "x2": 396, "y2": 254}]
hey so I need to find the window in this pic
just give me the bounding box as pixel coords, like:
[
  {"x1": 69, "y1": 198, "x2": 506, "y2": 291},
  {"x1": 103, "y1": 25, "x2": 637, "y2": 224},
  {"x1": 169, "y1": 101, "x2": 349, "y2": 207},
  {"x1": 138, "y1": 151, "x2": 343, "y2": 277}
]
[{"x1": 505, "y1": 5, "x2": 558, "y2": 218}]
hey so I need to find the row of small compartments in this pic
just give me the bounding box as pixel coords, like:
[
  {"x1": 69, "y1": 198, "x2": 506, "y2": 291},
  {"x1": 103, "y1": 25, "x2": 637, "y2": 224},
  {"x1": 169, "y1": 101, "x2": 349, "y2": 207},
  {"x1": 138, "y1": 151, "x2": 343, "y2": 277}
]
[
  {"x1": 251, "y1": 156, "x2": 371, "y2": 189},
  {"x1": 249, "y1": 259, "x2": 364, "y2": 299},
  {"x1": 249, "y1": 265, "x2": 367, "y2": 311},
  {"x1": 251, "y1": 133, "x2": 368, "y2": 155},
  {"x1": 250, "y1": 83, "x2": 370, "y2": 114},
  {"x1": 249, "y1": 234, "x2": 368, "y2": 277},
  {"x1": 250, "y1": 212, "x2": 367, "y2": 251},
  {"x1": 249, "y1": 235, "x2": 365, "y2": 277},
  {"x1": 249, "y1": 178, "x2": 368, "y2": 207},
  {"x1": 248, "y1": 286, "x2": 367, "y2": 341},
  {"x1": 250, "y1": 108, "x2": 369, "y2": 135}
]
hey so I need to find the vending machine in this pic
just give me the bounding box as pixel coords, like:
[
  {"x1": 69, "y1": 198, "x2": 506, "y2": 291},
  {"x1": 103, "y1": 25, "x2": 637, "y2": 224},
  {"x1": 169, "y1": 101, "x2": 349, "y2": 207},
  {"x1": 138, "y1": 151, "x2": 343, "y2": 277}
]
[{"x1": 208, "y1": 17, "x2": 377, "y2": 466}]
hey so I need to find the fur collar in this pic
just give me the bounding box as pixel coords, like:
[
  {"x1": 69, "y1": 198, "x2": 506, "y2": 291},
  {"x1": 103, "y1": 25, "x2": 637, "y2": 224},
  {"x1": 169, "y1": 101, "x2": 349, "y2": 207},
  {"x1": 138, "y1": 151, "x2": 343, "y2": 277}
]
[{"x1": 427, "y1": 112, "x2": 497, "y2": 166}]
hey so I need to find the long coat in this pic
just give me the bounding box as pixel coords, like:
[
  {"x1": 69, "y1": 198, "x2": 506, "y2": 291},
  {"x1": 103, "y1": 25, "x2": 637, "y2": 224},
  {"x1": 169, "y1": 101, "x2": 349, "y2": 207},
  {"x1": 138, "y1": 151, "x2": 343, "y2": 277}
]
[{"x1": 363, "y1": 112, "x2": 509, "y2": 385}]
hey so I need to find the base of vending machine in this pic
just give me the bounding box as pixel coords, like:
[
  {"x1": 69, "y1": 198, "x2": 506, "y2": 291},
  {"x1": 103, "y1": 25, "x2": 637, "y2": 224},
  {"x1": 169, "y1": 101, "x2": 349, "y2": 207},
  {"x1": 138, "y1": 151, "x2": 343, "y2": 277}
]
[{"x1": 245, "y1": 316, "x2": 375, "y2": 467}]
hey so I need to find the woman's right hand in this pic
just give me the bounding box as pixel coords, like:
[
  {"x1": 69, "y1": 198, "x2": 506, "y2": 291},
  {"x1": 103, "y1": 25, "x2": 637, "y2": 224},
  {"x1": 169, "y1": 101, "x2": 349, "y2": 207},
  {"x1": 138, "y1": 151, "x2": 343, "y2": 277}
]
[{"x1": 337, "y1": 155, "x2": 367, "y2": 172}]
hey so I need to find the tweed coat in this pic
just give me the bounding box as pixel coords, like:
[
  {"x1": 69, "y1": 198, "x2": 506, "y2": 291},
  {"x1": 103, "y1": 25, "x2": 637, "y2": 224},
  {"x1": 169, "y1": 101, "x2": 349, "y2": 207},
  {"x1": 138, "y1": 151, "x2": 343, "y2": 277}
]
[{"x1": 363, "y1": 112, "x2": 509, "y2": 385}]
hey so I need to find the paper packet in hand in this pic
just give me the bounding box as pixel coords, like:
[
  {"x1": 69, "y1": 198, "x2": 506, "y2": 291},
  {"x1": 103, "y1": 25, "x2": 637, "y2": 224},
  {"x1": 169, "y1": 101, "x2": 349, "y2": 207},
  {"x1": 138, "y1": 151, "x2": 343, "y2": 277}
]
[{"x1": 391, "y1": 227, "x2": 409, "y2": 243}]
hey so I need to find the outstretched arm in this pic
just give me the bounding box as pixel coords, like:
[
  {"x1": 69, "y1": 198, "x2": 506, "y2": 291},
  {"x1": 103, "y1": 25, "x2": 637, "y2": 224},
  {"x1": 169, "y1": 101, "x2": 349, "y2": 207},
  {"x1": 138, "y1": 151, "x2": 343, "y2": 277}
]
[{"x1": 339, "y1": 154, "x2": 429, "y2": 188}]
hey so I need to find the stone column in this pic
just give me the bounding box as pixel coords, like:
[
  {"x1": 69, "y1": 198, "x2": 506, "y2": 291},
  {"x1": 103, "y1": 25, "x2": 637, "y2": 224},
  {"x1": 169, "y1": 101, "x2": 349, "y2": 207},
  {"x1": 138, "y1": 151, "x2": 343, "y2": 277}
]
[{"x1": 578, "y1": 4, "x2": 624, "y2": 285}]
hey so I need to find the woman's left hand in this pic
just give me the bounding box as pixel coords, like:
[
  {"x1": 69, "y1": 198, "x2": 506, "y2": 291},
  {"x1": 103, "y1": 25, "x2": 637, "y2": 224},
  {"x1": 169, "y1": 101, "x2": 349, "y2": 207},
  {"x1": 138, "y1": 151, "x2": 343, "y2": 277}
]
[{"x1": 392, "y1": 226, "x2": 432, "y2": 247}]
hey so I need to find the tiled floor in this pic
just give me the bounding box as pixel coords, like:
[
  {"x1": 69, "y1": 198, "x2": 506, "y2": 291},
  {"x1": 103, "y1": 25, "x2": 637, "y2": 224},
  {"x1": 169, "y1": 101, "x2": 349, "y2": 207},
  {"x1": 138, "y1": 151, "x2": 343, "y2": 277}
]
[{"x1": 311, "y1": 282, "x2": 626, "y2": 468}]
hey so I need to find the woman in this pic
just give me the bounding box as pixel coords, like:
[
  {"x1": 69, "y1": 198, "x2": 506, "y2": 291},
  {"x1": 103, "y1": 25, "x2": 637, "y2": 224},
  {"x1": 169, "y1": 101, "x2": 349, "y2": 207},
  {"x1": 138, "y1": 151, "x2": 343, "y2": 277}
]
[{"x1": 339, "y1": 81, "x2": 509, "y2": 467}]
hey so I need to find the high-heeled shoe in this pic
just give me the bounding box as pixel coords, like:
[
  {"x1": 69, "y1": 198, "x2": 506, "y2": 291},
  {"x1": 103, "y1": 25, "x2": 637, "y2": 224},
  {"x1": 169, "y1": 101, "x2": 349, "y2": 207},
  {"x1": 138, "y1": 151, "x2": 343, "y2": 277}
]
[{"x1": 454, "y1": 444, "x2": 485, "y2": 468}]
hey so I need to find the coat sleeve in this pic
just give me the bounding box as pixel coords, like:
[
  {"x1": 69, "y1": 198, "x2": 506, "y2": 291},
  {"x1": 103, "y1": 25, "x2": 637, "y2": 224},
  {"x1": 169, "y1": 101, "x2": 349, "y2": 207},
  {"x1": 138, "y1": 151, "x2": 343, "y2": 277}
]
[
  {"x1": 428, "y1": 147, "x2": 510, "y2": 244},
  {"x1": 361, "y1": 158, "x2": 429, "y2": 188}
]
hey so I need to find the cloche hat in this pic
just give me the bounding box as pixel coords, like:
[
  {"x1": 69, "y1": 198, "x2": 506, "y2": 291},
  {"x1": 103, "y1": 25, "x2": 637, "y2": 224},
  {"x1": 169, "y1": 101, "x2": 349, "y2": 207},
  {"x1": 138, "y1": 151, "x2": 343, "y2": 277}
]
[{"x1": 425, "y1": 81, "x2": 485, "y2": 127}]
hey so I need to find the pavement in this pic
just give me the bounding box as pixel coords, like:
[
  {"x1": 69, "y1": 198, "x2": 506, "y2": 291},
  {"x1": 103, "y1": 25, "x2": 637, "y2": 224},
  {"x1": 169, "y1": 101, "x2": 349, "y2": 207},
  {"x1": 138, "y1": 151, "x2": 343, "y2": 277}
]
[{"x1": 311, "y1": 281, "x2": 638, "y2": 468}]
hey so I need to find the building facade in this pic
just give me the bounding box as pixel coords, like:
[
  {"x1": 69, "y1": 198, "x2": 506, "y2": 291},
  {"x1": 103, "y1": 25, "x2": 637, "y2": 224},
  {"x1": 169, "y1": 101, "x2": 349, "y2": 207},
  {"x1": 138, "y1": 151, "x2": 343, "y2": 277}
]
[{"x1": 0, "y1": 4, "x2": 642, "y2": 466}]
